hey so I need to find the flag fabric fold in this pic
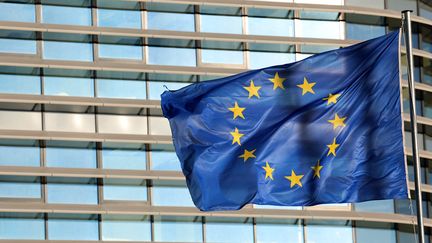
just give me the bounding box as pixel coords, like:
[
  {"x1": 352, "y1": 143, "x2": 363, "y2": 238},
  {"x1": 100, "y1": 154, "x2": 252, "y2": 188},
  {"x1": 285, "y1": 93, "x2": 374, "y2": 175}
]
[{"x1": 161, "y1": 31, "x2": 408, "y2": 211}]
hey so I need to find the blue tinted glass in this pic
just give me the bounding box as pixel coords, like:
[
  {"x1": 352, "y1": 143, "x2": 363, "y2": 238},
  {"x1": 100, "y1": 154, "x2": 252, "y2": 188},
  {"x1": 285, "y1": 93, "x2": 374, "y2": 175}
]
[
  {"x1": 148, "y1": 81, "x2": 190, "y2": 100},
  {"x1": 347, "y1": 23, "x2": 386, "y2": 40},
  {"x1": 201, "y1": 15, "x2": 242, "y2": 34},
  {"x1": 201, "y1": 49, "x2": 243, "y2": 64},
  {"x1": 355, "y1": 199, "x2": 394, "y2": 213},
  {"x1": 0, "y1": 3, "x2": 35, "y2": 22},
  {"x1": 102, "y1": 148, "x2": 146, "y2": 170},
  {"x1": 98, "y1": 9, "x2": 141, "y2": 29},
  {"x1": 151, "y1": 146, "x2": 182, "y2": 171},
  {"x1": 44, "y1": 77, "x2": 94, "y2": 97},
  {"x1": 147, "y1": 12, "x2": 195, "y2": 31},
  {"x1": 249, "y1": 52, "x2": 295, "y2": 69},
  {"x1": 307, "y1": 223, "x2": 353, "y2": 243},
  {"x1": 97, "y1": 79, "x2": 147, "y2": 99},
  {"x1": 154, "y1": 216, "x2": 202, "y2": 242},
  {"x1": 99, "y1": 44, "x2": 143, "y2": 60},
  {"x1": 0, "y1": 74, "x2": 40, "y2": 95},
  {"x1": 248, "y1": 18, "x2": 293, "y2": 36},
  {"x1": 206, "y1": 218, "x2": 253, "y2": 243},
  {"x1": 103, "y1": 180, "x2": 147, "y2": 201},
  {"x1": 0, "y1": 217, "x2": 44, "y2": 240},
  {"x1": 102, "y1": 216, "x2": 151, "y2": 241},
  {"x1": 42, "y1": 5, "x2": 91, "y2": 26},
  {"x1": 256, "y1": 219, "x2": 303, "y2": 243},
  {"x1": 46, "y1": 147, "x2": 96, "y2": 168},
  {"x1": 0, "y1": 145, "x2": 40, "y2": 166},
  {"x1": 152, "y1": 181, "x2": 194, "y2": 206},
  {"x1": 148, "y1": 47, "x2": 196, "y2": 66},
  {"x1": 356, "y1": 224, "x2": 396, "y2": 243},
  {"x1": 43, "y1": 41, "x2": 93, "y2": 61},
  {"x1": 47, "y1": 182, "x2": 98, "y2": 204},
  {"x1": 296, "y1": 20, "x2": 342, "y2": 39},
  {"x1": 48, "y1": 218, "x2": 98, "y2": 240},
  {"x1": 0, "y1": 177, "x2": 41, "y2": 199},
  {"x1": 0, "y1": 39, "x2": 36, "y2": 54}
]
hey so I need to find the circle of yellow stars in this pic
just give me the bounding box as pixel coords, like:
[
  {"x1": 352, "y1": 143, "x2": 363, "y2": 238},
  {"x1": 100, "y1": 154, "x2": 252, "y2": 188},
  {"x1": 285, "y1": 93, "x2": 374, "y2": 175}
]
[{"x1": 227, "y1": 72, "x2": 345, "y2": 189}]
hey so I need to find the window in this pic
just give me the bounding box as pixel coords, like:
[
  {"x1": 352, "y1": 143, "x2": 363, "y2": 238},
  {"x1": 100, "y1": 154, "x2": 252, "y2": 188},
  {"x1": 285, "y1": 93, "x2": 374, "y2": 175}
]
[
  {"x1": 206, "y1": 217, "x2": 253, "y2": 243},
  {"x1": 97, "y1": 114, "x2": 147, "y2": 135},
  {"x1": 306, "y1": 220, "x2": 353, "y2": 243},
  {"x1": 48, "y1": 214, "x2": 99, "y2": 240},
  {"x1": 356, "y1": 222, "x2": 396, "y2": 243},
  {"x1": 152, "y1": 180, "x2": 194, "y2": 206},
  {"x1": 0, "y1": 110, "x2": 42, "y2": 131},
  {"x1": 387, "y1": 0, "x2": 418, "y2": 15},
  {"x1": 201, "y1": 15, "x2": 242, "y2": 34},
  {"x1": 249, "y1": 52, "x2": 295, "y2": 69},
  {"x1": 0, "y1": 39, "x2": 36, "y2": 54},
  {"x1": 44, "y1": 112, "x2": 95, "y2": 133},
  {"x1": 153, "y1": 216, "x2": 202, "y2": 242},
  {"x1": 0, "y1": 176, "x2": 41, "y2": 199},
  {"x1": 102, "y1": 143, "x2": 147, "y2": 170},
  {"x1": 43, "y1": 41, "x2": 93, "y2": 62},
  {"x1": 355, "y1": 199, "x2": 394, "y2": 213},
  {"x1": 201, "y1": 49, "x2": 243, "y2": 65},
  {"x1": 248, "y1": 17, "x2": 294, "y2": 36},
  {"x1": 0, "y1": 213, "x2": 44, "y2": 240},
  {"x1": 148, "y1": 81, "x2": 190, "y2": 100},
  {"x1": 0, "y1": 140, "x2": 40, "y2": 167},
  {"x1": 102, "y1": 215, "x2": 151, "y2": 241},
  {"x1": 97, "y1": 79, "x2": 147, "y2": 99},
  {"x1": 97, "y1": 9, "x2": 141, "y2": 29},
  {"x1": 42, "y1": 5, "x2": 91, "y2": 26},
  {"x1": 346, "y1": 15, "x2": 385, "y2": 41},
  {"x1": 47, "y1": 177, "x2": 98, "y2": 205},
  {"x1": 345, "y1": 0, "x2": 384, "y2": 9},
  {"x1": 99, "y1": 44, "x2": 143, "y2": 60},
  {"x1": 46, "y1": 141, "x2": 96, "y2": 168},
  {"x1": 256, "y1": 218, "x2": 303, "y2": 243},
  {"x1": 0, "y1": 3, "x2": 35, "y2": 22},
  {"x1": 44, "y1": 76, "x2": 94, "y2": 97},
  {"x1": 147, "y1": 12, "x2": 195, "y2": 32},
  {"x1": 0, "y1": 74, "x2": 40, "y2": 95},
  {"x1": 148, "y1": 47, "x2": 196, "y2": 66},
  {"x1": 103, "y1": 179, "x2": 147, "y2": 201},
  {"x1": 295, "y1": 20, "x2": 343, "y2": 39},
  {"x1": 151, "y1": 144, "x2": 182, "y2": 171}
]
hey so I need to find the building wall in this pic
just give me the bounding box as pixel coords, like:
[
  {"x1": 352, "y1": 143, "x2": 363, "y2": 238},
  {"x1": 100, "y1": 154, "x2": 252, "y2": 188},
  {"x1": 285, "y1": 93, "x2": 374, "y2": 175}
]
[{"x1": 0, "y1": 0, "x2": 431, "y2": 242}]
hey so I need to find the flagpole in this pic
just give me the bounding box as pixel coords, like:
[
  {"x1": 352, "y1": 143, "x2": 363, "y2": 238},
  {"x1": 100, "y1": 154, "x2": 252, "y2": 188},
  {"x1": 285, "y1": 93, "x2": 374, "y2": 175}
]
[{"x1": 402, "y1": 10, "x2": 425, "y2": 243}]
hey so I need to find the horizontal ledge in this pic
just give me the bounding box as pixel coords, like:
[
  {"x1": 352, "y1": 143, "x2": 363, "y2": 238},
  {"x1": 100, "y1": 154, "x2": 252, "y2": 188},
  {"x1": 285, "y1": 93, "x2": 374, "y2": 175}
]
[{"x1": 0, "y1": 202, "x2": 429, "y2": 227}]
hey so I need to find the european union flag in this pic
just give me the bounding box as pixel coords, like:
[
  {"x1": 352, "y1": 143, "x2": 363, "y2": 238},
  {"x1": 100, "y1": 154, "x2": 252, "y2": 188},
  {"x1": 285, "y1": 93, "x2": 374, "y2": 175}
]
[{"x1": 161, "y1": 31, "x2": 408, "y2": 211}]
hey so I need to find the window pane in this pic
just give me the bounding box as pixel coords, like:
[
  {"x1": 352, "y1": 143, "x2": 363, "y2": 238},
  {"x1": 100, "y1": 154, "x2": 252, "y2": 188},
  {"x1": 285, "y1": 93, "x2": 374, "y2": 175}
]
[
  {"x1": 248, "y1": 18, "x2": 293, "y2": 36},
  {"x1": 306, "y1": 220, "x2": 353, "y2": 243},
  {"x1": 99, "y1": 44, "x2": 143, "y2": 60},
  {"x1": 249, "y1": 52, "x2": 295, "y2": 69},
  {"x1": 0, "y1": 39, "x2": 36, "y2": 54},
  {"x1": 201, "y1": 15, "x2": 242, "y2": 34},
  {"x1": 0, "y1": 3, "x2": 35, "y2": 22},
  {"x1": 387, "y1": 0, "x2": 417, "y2": 15},
  {"x1": 102, "y1": 215, "x2": 151, "y2": 241},
  {"x1": 355, "y1": 199, "x2": 395, "y2": 213},
  {"x1": 42, "y1": 5, "x2": 91, "y2": 26},
  {"x1": 43, "y1": 41, "x2": 93, "y2": 61},
  {"x1": 0, "y1": 176, "x2": 41, "y2": 199},
  {"x1": 153, "y1": 216, "x2": 202, "y2": 242},
  {"x1": 48, "y1": 215, "x2": 98, "y2": 240},
  {"x1": 102, "y1": 146, "x2": 146, "y2": 170},
  {"x1": 47, "y1": 178, "x2": 98, "y2": 204},
  {"x1": 0, "y1": 74, "x2": 40, "y2": 95},
  {"x1": 0, "y1": 143, "x2": 40, "y2": 167},
  {"x1": 356, "y1": 222, "x2": 396, "y2": 243},
  {"x1": 152, "y1": 181, "x2": 194, "y2": 206},
  {"x1": 206, "y1": 217, "x2": 253, "y2": 243},
  {"x1": 98, "y1": 9, "x2": 141, "y2": 29},
  {"x1": 46, "y1": 143, "x2": 96, "y2": 168},
  {"x1": 148, "y1": 47, "x2": 196, "y2": 66},
  {"x1": 97, "y1": 79, "x2": 147, "y2": 99},
  {"x1": 0, "y1": 213, "x2": 44, "y2": 240},
  {"x1": 345, "y1": 0, "x2": 384, "y2": 8},
  {"x1": 256, "y1": 218, "x2": 303, "y2": 243},
  {"x1": 346, "y1": 23, "x2": 385, "y2": 40},
  {"x1": 148, "y1": 81, "x2": 190, "y2": 100},
  {"x1": 103, "y1": 179, "x2": 147, "y2": 201},
  {"x1": 44, "y1": 76, "x2": 94, "y2": 97},
  {"x1": 147, "y1": 12, "x2": 195, "y2": 31},
  {"x1": 295, "y1": 20, "x2": 343, "y2": 39},
  {"x1": 201, "y1": 49, "x2": 243, "y2": 65},
  {"x1": 151, "y1": 144, "x2": 182, "y2": 171}
]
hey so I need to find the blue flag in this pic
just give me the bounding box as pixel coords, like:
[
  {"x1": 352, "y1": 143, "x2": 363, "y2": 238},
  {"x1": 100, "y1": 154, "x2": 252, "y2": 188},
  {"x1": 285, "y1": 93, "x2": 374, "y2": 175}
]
[{"x1": 161, "y1": 31, "x2": 408, "y2": 211}]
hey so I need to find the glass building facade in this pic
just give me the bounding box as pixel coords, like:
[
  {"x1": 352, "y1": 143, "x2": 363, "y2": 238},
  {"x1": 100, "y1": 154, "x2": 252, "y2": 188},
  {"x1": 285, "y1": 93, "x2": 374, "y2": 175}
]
[{"x1": 0, "y1": 0, "x2": 431, "y2": 242}]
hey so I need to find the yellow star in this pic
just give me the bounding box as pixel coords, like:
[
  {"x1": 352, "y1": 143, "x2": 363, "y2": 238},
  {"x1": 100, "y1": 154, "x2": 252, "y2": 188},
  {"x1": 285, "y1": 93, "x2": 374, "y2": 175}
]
[
  {"x1": 239, "y1": 149, "x2": 256, "y2": 162},
  {"x1": 244, "y1": 80, "x2": 261, "y2": 99},
  {"x1": 323, "y1": 93, "x2": 341, "y2": 105},
  {"x1": 328, "y1": 113, "x2": 346, "y2": 129},
  {"x1": 297, "y1": 77, "x2": 316, "y2": 95},
  {"x1": 285, "y1": 170, "x2": 304, "y2": 188},
  {"x1": 269, "y1": 72, "x2": 286, "y2": 90},
  {"x1": 311, "y1": 160, "x2": 323, "y2": 178},
  {"x1": 262, "y1": 161, "x2": 275, "y2": 180},
  {"x1": 230, "y1": 127, "x2": 244, "y2": 145},
  {"x1": 228, "y1": 101, "x2": 245, "y2": 119},
  {"x1": 327, "y1": 138, "x2": 340, "y2": 156}
]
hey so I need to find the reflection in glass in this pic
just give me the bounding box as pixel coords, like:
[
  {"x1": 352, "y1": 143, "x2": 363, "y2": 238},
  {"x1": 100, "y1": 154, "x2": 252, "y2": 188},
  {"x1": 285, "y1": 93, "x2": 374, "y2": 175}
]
[
  {"x1": 44, "y1": 77, "x2": 94, "y2": 97},
  {"x1": 0, "y1": 176, "x2": 41, "y2": 199},
  {"x1": 102, "y1": 146, "x2": 146, "y2": 170},
  {"x1": 97, "y1": 79, "x2": 146, "y2": 99},
  {"x1": 103, "y1": 179, "x2": 147, "y2": 201},
  {"x1": 148, "y1": 81, "x2": 190, "y2": 100},
  {"x1": 148, "y1": 47, "x2": 196, "y2": 66},
  {"x1": 99, "y1": 44, "x2": 143, "y2": 60},
  {"x1": 0, "y1": 74, "x2": 40, "y2": 95},
  {"x1": 356, "y1": 222, "x2": 396, "y2": 243},
  {"x1": 42, "y1": 5, "x2": 91, "y2": 26},
  {"x1": 206, "y1": 217, "x2": 253, "y2": 243},
  {"x1": 102, "y1": 215, "x2": 151, "y2": 241},
  {"x1": 354, "y1": 199, "x2": 394, "y2": 213},
  {"x1": 147, "y1": 12, "x2": 195, "y2": 32},
  {"x1": 201, "y1": 49, "x2": 243, "y2": 65},
  {"x1": 46, "y1": 145, "x2": 96, "y2": 168},
  {"x1": 295, "y1": 20, "x2": 342, "y2": 39},
  {"x1": 153, "y1": 216, "x2": 202, "y2": 242},
  {"x1": 0, "y1": 143, "x2": 40, "y2": 166},
  {"x1": 151, "y1": 144, "x2": 182, "y2": 171},
  {"x1": 48, "y1": 214, "x2": 98, "y2": 240},
  {"x1": 248, "y1": 17, "x2": 293, "y2": 36},
  {"x1": 249, "y1": 52, "x2": 295, "y2": 69},
  {"x1": 43, "y1": 41, "x2": 93, "y2": 61},
  {"x1": 256, "y1": 218, "x2": 303, "y2": 243},
  {"x1": 0, "y1": 3, "x2": 35, "y2": 22},
  {"x1": 201, "y1": 15, "x2": 242, "y2": 34},
  {"x1": 0, "y1": 213, "x2": 44, "y2": 240},
  {"x1": 0, "y1": 39, "x2": 36, "y2": 54},
  {"x1": 98, "y1": 9, "x2": 141, "y2": 29},
  {"x1": 306, "y1": 220, "x2": 353, "y2": 243},
  {"x1": 47, "y1": 178, "x2": 98, "y2": 205},
  {"x1": 152, "y1": 180, "x2": 194, "y2": 206}
]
